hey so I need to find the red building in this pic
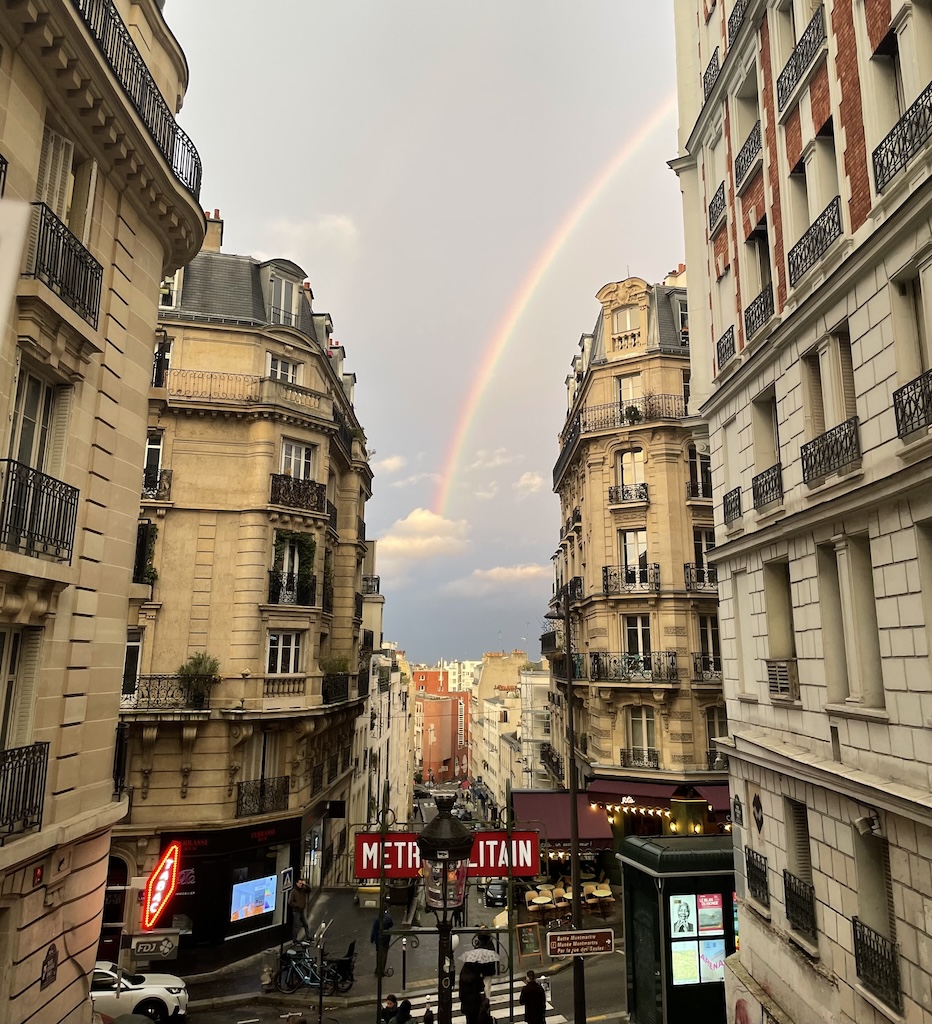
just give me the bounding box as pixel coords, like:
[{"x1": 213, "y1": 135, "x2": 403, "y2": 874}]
[{"x1": 413, "y1": 669, "x2": 470, "y2": 785}]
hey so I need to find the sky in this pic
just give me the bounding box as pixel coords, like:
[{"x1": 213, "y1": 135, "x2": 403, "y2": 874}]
[{"x1": 164, "y1": 1, "x2": 685, "y2": 665}]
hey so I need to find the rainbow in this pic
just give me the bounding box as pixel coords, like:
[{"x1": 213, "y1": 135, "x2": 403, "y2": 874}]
[{"x1": 433, "y1": 90, "x2": 678, "y2": 518}]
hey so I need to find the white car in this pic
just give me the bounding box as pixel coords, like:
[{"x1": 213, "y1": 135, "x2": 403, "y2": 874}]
[{"x1": 91, "y1": 960, "x2": 188, "y2": 1022}]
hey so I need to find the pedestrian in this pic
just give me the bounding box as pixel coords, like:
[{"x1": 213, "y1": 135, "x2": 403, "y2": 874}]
[
  {"x1": 451, "y1": 903, "x2": 464, "y2": 928},
  {"x1": 371, "y1": 908, "x2": 394, "y2": 976},
  {"x1": 381, "y1": 993, "x2": 398, "y2": 1023},
  {"x1": 474, "y1": 931, "x2": 498, "y2": 998},
  {"x1": 458, "y1": 960, "x2": 483, "y2": 1024},
  {"x1": 287, "y1": 878, "x2": 311, "y2": 941},
  {"x1": 423, "y1": 1000, "x2": 435, "y2": 1024},
  {"x1": 396, "y1": 998, "x2": 413, "y2": 1023},
  {"x1": 519, "y1": 969, "x2": 547, "y2": 1024},
  {"x1": 477, "y1": 993, "x2": 495, "y2": 1024}
]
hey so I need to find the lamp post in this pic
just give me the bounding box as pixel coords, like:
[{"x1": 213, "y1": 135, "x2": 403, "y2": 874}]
[
  {"x1": 545, "y1": 587, "x2": 587, "y2": 1024},
  {"x1": 417, "y1": 793, "x2": 475, "y2": 1024}
]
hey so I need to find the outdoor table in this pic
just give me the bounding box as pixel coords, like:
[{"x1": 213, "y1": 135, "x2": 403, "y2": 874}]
[
  {"x1": 593, "y1": 888, "x2": 612, "y2": 897},
  {"x1": 532, "y1": 895, "x2": 553, "y2": 904},
  {"x1": 537, "y1": 883, "x2": 555, "y2": 891}
]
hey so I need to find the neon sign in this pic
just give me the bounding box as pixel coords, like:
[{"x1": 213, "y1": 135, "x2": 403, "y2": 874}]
[{"x1": 143, "y1": 843, "x2": 180, "y2": 930}]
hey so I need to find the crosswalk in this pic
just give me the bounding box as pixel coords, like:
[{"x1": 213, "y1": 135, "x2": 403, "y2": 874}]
[{"x1": 402, "y1": 976, "x2": 567, "y2": 1023}]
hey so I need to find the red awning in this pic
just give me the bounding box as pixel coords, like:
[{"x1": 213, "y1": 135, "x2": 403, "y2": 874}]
[
  {"x1": 512, "y1": 790, "x2": 614, "y2": 852},
  {"x1": 695, "y1": 784, "x2": 731, "y2": 813},
  {"x1": 585, "y1": 779, "x2": 731, "y2": 814}
]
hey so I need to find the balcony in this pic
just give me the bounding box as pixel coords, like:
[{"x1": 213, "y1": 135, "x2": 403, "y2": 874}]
[
  {"x1": 728, "y1": 0, "x2": 752, "y2": 44},
  {"x1": 685, "y1": 564, "x2": 718, "y2": 591},
  {"x1": 362, "y1": 575, "x2": 381, "y2": 595},
  {"x1": 133, "y1": 520, "x2": 157, "y2": 584},
  {"x1": 236, "y1": 775, "x2": 289, "y2": 818},
  {"x1": 752, "y1": 463, "x2": 782, "y2": 509},
  {"x1": 568, "y1": 576, "x2": 584, "y2": 601},
  {"x1": 540, "y1": 742, "x2": 564, "y2": 780},
  {"x1": 354, "y1": 592, "x2": 363, "y2": 619},
  {"x1": 357, "y1": 668, "x2": 370, "y2": 699},
  {"x1": 327, "y1": 500, "x2": 339, "y2": 533},
  {"x1": 715, "y1": 326, "x2": 737, "y2": 373},
  {"x1": 358, "y1": 518, "x2": 366, "y2": 543},
  {"x1": 588, "y1": 651, "x2": 678, "y2": 684},
  {"x1": 801, "y1": 416, "x2": 860, "y2": 483},
  {"x1": 873, "y1": 79, "x2": 932, "y2": 192},
  {"x1": 322, "y1": 673, "x2": 351, "y2": 704},
  {"x1": 120, "y1": 674, "x2": 214, "y2": 712},
  {"x1": 70, "y1": 0, "x2": 202, "y2": 198},
  {"x1": 24, "y1": 203, "x2": 103, "y2": 328},
  {"x1": 766, "y1": 659, "x2": 799, "y2": 699},
  {"x1": 735, "y1": 120, "x2": 762, "y2": 187},
  {"x1": 0, "y1": 742, "x2": 49, "y2": 844},
  {"x1": 894, "y1": 368, "x2": 932, "y2": 436},
  {"x1": 377, "y1": 666, "x2": 391, "y2": 692},
  {"x1": 706, "y1": 749, "x2": 728, "y2": 770},
  {"x1": 550, "y1": 653, "x2": 585, "y2": 681},
  {"x1": 686, "y1": 479, "x2": 714, "y2": 500},
  {"x1": 853, "y1": 917, "x2": 902, "y2": 1013},
  {"x1": 608, "y1": 483, "x2": 649, "y2": 504},
  {"x1": 619, "y1": 747, "x2": 659, "y2": 770},
  {"x1": 703, "y1": 47, "x2": 721, "y2": 101},
  {"x1": 788, "y1": 196, "x2": 843, "y2": 286},
  {"x1": 776, "y1": 4, "x2": 826, "y2": 111},
  {"x1": 540, "y1": 630, "x2": 560, "y2": 656},
  {"x1": 723, "y1": 486, "x2": 742, "y2": 524},
  {"x1": 269, "y1": 474, "x2": 327, "y2": 513},
  {"x1": 142, "y1": 467, "x2": 172, "y2": 502},
  {"x1": 744, "y1": 282, "x2": 774, "y2": 340},
  {"x1": 746, "y1": 848, "x2": 769, "y2": 907},
  {"x1": 361, "y1": 629, "x2": 374, "y2": 651},
  {"x1": 708, "y1": 181, "x2": 726, "y2": 232},
  {"x1": 603, "y1": 564, "x2": 661, "y2": 594},
  {"x1": 0, "y1": 460, "x2": 79, "y2": 563},
  {"x1": 267, "y1": 570, "x2": 316, "y2": 606},
  {"x1": 263, "y1": 675, "x2": 305, "y2": 698},
  {"x1": 784, "y1": 870, "x2": 817, "y2": 941},
  {"x1": 692, "y1": 653, "x2": 723, "y2": 682}
]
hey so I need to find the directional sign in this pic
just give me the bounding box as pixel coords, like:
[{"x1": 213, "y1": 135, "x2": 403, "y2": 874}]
[
  {"x1": 281, "y1": 867, "x2": 294, "y2": 893},
  {"x1": 547, "y1": 928, "x2": 614, "y2": 958},
  {"x1": 131, "y1": 930, "x2": 180, "y2": 960}
]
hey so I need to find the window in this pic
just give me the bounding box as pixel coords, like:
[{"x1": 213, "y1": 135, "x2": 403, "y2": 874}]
[
  {"x1": 10, "y1": 370, "x2": 57, "y2": 471},
  {"x1": 752, "y1": 387, "x2": 781, "y2": 481},
  {"x1": 677, "y1": 299, "x2": 689, "y2": 344},
  {"x1": 698, "y1": 614, "x2": 721, "y2": 671},
  {"x1": 787, "y1": 157, "x2": 810, "y2": 246},
  {"x1": 242, "y1": 730, "x2": 282, "y2": 782},
  {"x1": 624, "y1": 615, "x2": 652, "y2": 659},
  {"x1": 733, "y1": 570, "x2": 756, "y2": 695},
  {"x1": 34, "y1": 123, "x2": 96, "y2": 243},
  {"x1": 270, "y1": 277, "x2": 298, "y2": 326},
  {"x1": 0, "y1": 629, "x2": 24, "y2": 749},
  {"x1": 682, "y1": 370, "x2": 691, "y2": 409},
  {"x1": 872, "y1": 29, "x2": 906, "y2": 138},
  {"x1": 619, "y1": 529, "x2": 648, "y2": 584},
  {"x1": 121, "y1": 631, "x2": 141, "y2": 697},
  {"x1": 891, "y1": 268, "x2": 932, "y2": 386},
  {"x1": 281, "y1": 440, "x2": 316, "y2": 481},
  {"x1": 852, "y1": 828, "x2": 896, "y2": 952},
  {"x1": 151, "y1": 332, "x2": 171, "y2": 386},
  {"x1": 159, "y1": 270, "x2": 183, "y2": 309},
  {"x1": 613, "y1": 305, "x2": 639, "y2": 335},
  {"x1": 688, "y1": 445, "x2": 712, "y2": 497},
  {"x1": 458, "y1": 700, "x2": 465, "y2": 746},
  {"x1": 268, "y1": 354, "x2": 300, "y2": 383},
  {"x1": 0, "y1": 628, "x2": 38, "y2": 750},
  {"x1": 268, "y1": 631, "x2": 302, "y2": 674},
  {"x1": 627, "y1": 705, "x2": 656, "y2": 751},
  {"x1": 763, "y1": 560, "x2": 798, "y2": 697},
  {"x1": 616, "y1": 448, "x2": 645, "y2": 487},
  {"x1": 142, "y1": 431, "x2": 163, "y2": 496},
  {"x1": 694, "y1": 528, "x2": 716, "y2": 566},
  {"x1": 707, "y1": 704, "x2": 728, "y2": 743},
  {"x1": 616, "y1": 373, "x2": 642, "y2": 405},
  {"x1": 785, "y1": 799, "x2": 812, "y2": 882}
]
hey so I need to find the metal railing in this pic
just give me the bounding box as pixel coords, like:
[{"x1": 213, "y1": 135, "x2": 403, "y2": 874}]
[
  {"x1": 873, "y1": 78, "x2": 932, "y2": 192},
  {"x1": 706, "y1": 748, "x2": 728, "y2": 770},
  {"x1": 894, "y1": 368, "x2": 932, "y2": 437},
  {"x1": 236, "y1": 775, "x2": 289, "y2": 818},
  {"x1": 361, "y1": 629, "x2": 374, "y2": 650},
  {"x1": 568, "y1": 576, "x2": 584, "y2": 601},
  {"x1": 327, "y1": 500, "x2": 339, "y2": 533},
  {"x1": 263, "y1": 676, "x2": 305, "y2": 697},
  {"x1": 0, "y1": 742, "x2": 49, "y2": 844},
  {"x1": 603, "y1": 564, "x2": 661, "y2": 594},
  {"x1": 608, "y1": 483, "x2": 649, "y2": 503},
  {"x1": 853, "y1": 918, "x2": 902, "y2": 1012},
  {"x1": 142, "y1": 467, "x2": 172, "y2": 501},
  {"x1": 267, "y1": 570, "x2": 316, "y2": 606},
  {"x1": 693, "y1": 653, "x2": 723, "y2": 681},
  {"x1": 735, "y1": 120, "x2": 762, "y2": 186},
  {"x1": 686, "y1": 479, "x2": 714, "y2": 499},
  {"x1": 703, "y1": 47, "x2": 721, "y2": 101},
  {"x1": 746, "y1": 848, "x2": 769, "y2": 907},
  {"x1": 588, "y1": 651, "x2": 677, "y2": 683},
  {"x1": 25, "y1": 203, "x2": 102, "y2": 328},
  {"x1": 322, "y1": 673, "x2": 350, "y2": 704},
  {"x1": 728, "y1": 0, "x2": 752, "y2": 44},
  {"x1": 112, "y1": 722, "x2": 128, "y2": 796},
  {"x1": 752, "y1": 462, "x2": 783, "y2": 509},
  {"x1": 120, "y1": 674, "x2": 214, "y2": 711},
  {"x1": 354, "y1": 592, "x2": 363, "y2": 619},
  {"x1": 322, "y1": 582, "x2": 334, "y2": 615},
  {"x1": 0, "y1": 153, "x2": 7, "y2": 197},
  {"x1": 550, "y1": 652, "x2": 585, "y2": 681},
  {"x1": 788, "y1": 195, "x2": 842, "y2": 286},
  {"x1": 357, "y1": 668, "x2": 370, "y2": 699},
  {"x1": 540, "y1": 630, "x2": 560, "y2": 655},
  {"x1": 709, "y1": 181, "x2": 726, "y2": 231},
  {"x1": 744, "y1": 282, "x2": 774, "y2": 340},
  {"x1": 133, "y1": 520, "x2": 157, "y2": 584},
  {"x1": 269, "y1": 475, "x2": 327, "y2": 513},
  {"x1": 723, "y1": 486, "x2": 742, "y2": 524},
  {"x1": 0, "y1": 460, "x2": 79, "y2": 563},
  {"x1": 540, "y1": 741, "x2": 564, "y2": 780},
  {"x1": 619, "y1": 747, "x2": 659, "y2": 769},
  {"x1": 784, "y1": 870, "x2": 817, "y2": 940},
  {"x1": 70, "y1": 0, "x2": 202, "y2": 197},
  {"x1": 777, "y1": 4, "x2": 825, "y2": 110},
  {"x1": 685, "y1": 563, "x2": 718, "y2": 591},
  {"x1": 801, "y1": 416, "x2": 860, "y2": 483},
  {"x1": 716, "y1": 325, "x2": 736, "y2": 371},
  {"x1": 362, "y1": 575, "x2": 380, "y2": 594}
]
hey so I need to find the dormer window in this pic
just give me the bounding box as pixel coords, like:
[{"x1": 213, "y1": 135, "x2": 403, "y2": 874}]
[
  {"x1": 613, "y1": 305, "x2": 639, "y2": 334},
  {"x1": 159, "y1": 269, "x2": 183, "y2": 309},
  {"x1": 268, "y1": 354, "x2": 300, "y2": 384},
  {"x1": 270, "y1": 276, "x2": 299, "y2": 327}
]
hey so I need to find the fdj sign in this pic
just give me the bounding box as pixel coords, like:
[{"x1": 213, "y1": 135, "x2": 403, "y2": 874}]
[
  {"x1": 143, "y1": 843, "x2": 180, "y2": 930},
  {"x1": 354, "y1": 831, "x2": 540, "y2": 879}
]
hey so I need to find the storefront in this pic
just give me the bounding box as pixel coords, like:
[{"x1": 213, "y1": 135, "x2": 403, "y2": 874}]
[{"x1": 511, "y1": 790, "x2": 615, "y2": 879}]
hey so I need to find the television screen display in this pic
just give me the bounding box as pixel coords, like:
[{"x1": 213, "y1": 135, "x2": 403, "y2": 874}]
[{"x1": 229, "y1": 874, "x2": 276, "y2": 923}]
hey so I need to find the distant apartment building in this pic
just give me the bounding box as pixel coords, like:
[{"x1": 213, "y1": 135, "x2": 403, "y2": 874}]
[
  {"x1": 519, "y1": 666, "x2": 553, "y2": 791},
  {"x1": 0, "y1": 1, "x2": 204, "y2": 1019},
  {"x1": 441, "y1": 658, "x2": 482, "y2": 691},
  {"x1": 673, "y1": 1, "x2": 932, "y2": 1021},
  {"x1": 413, "y1": 668, "x2": 469, "y2": 786},
  {"x1": 108, "y1": 214, "x2": 372, "y2": 965}
]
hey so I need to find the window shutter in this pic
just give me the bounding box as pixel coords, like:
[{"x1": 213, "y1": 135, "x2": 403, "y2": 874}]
[
  {"x1": 881, "y1": 839, "x2": 896, "y2": 939},
  {"x1": 36, "y1": 125, "x2": 73, "y2": 217},
  {"x1": 837, "y1": 335, "x2": 857, "y2": 421},
  {"x1": 44, "y1": 386, "x2": 72, "y2": 479},
  {"x1": 805, "y1": 353, "x2": 825, "y2": 437},
  {"x1": 10, "y1": 629, "x2": 42, "y2": 748},
  {"x1": 790, "y1": 801, "x2": 812, "y2": 881}
]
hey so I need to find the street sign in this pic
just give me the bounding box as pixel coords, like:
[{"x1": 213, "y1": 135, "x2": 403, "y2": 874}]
[
  {"x1": 131, "y1": 930, "x2": 181, "y2": 960},
  {"x1": 281, "y1": 866, "x2": 294, "y2": 892},
  {"x1": 547, "y1": 928, "x2": 614, "y2": 958},
  {"x1": 354, "y1": 830, "x2": 539, "y2": 879}
]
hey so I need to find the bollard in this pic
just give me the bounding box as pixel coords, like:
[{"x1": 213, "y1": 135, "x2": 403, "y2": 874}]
[{"x1": 402, "y1": 936, "x2": 407, "y2": 990}]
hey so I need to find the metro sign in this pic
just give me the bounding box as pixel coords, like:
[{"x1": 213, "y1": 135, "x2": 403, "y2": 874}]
[
  {"x1": 143, "y1": 843, "x2": 180, "y2": 930},
  {"x1": 354, "y1": 830, "x2": 539, "y2": 879}
]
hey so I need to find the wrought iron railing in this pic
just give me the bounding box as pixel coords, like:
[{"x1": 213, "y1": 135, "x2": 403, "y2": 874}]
[
  {"x1": 70, "y1": 0, "x2": 202, "y2": 197},
  {"x1": 777, "y1": 4, "x2": 825, "y2": 110},
  {"x1": 744, "y1": 282, "x2": 774, "y2": 340},
  {"x1": 588, "y1": 651, "x2": 677, "y2": 683},
  {"x1": 354, "y1": 592, "x2": 363, "y2": 619},
  {"x1": 723, "y1": 486, "x2": 742, "y2": 524},
  {"x1": 540, "y1": 742, "x2": 564, "y2": 779},
  {"x1": 894, "y1": 368, "x2": 932, "y2": 437},
  {"x1": 267, "y1": 570, "x2": 316, "y2": 606},
  {"x1": 0, "y1": 152, "x2": 7, "y2": 197},
  {"x1": 873, "y1": 79, "x2": 932, "y2": 192},
  {"x1": 0, "y1": 460, "x2": 79, "y2": 562},
  {"x1": 120, "y1": 673, "x2": 214, "y2": 711},
  {"x1": 269, "y1": 474, "x2": 327, "y2": 512},
  {"x1": 709, "y1": 181, "x2": 726, "y2": 231},
  {"x1": 619, "y1": 747, "x2": 659, "y2": 769},
  {"x1": 263, "y1": 675, "x2": 305, "y2": 697},
  {"x1": 752, "y1": 462, "x2": 783, "y2": 508},
  {"x1": 706, "y1": 748, "x2": 728, "y2": 770},
  {"x1": 603, "y1": 564, "x2": 661, "y2": 594},
  {"x1": 687, "y1": 479, "x2": 714, "y2": 499},
  {"x1": 357, "y1": 668, "x2": 370, "y2": 699},
  {"x1": 735, "y1": 120, "x2": 762, "y2": 187},
  {"x1": 362, "y1": 575, "x2": 380, "y2": 594},
  {"x1": 327, "y1": 500, "x2": 339, "y2": 533},
  {"x1": 608, "y1": 483, "x2": 649, "y2": 503},
  {"x1": 236, "y1": 775, "x2": 289, "y2": 818},
  {"x1": 746, "y1": 848, "x2": 769, "y2": 906},
  {"x1": 0, "y1": 742, "x2": 49, "y2": 843},
  {"x1": 693, "y1": 653, "x2": 724, "y2": 681},
  {"x1": 361, "y1": 629, "x2": 374, "y2": 650},
  {"x1": 553, "y1": 415, "x2": 581, "y2": 486},
  {"x1": 322, "y1": 673, "x2": 350, "y2": 704},
  {"x1": 853, "y1": 918, "x2": 902, "y2": 1012},
  {"x1": 25, "y1": 203, "x2": 103, "y2": 328},
  {"x1": 112, "y1": 722, "x2": 129, "y2": 796},
  {"x1": 322, "y1": 582, "x2": 334, "y2": 614},
  {"x1": 703, "y1": 47, "x2": 721, "y2": 101},
  {"x1": 540, "y1": 630, "x2": 560, "y2": 655},
  {"x1": 728, "y1": 0, "x2": 752, "y2": 44},
  {"x1": 801, "y1": 416, "x2": 860, "y2": 483},
  {"x1": 716, "y1": 325, "x2": 736, "y2": 370},
  {"x1": 788, "y1": 195, "x2": 842, "y2": 285},
  {"x1": 685, "y1": 564, "x2": 718, "y2": 591},
  {"x1": 568, "y1": 576, "x2": 584, "y2": 601},
  {"x1": 133, "y1": 520, "x2": 157, "y2": 584},
  {"x1": 784, "y1": 870, "x2": 817, "y2": 940},
  {"x1": 142, "y1": 467, "x2": 172, "y2": 501},
  {"x1": 550, "y1": 652, "x2": 586, "y2": 681}
]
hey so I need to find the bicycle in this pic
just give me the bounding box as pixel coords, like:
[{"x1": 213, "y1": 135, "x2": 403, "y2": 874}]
[{"x1": 275, "y1": 943, "x2": 337, "y2": 995}]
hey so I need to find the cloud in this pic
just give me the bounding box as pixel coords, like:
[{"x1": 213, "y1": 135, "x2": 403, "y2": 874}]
[
  {"x1": 474, "y1": 482, "x2": 499, "y2": 500},
  {"x1": 372, "y1": 454, "x2": 407, "y2": 474},
  {"x1": 469, "y1": 448, "x2": 522, "y2": 470},
  {"x1": 391, "y1": 472, "x2": 441, "y2": 489},
  {"x1": 440, "y1": 564, "x2": 551, "y2": 599},
  {"x1": 256, "y1": 214, "x2": 360, "y2": 264},
  {"x1": 513, "y1": 472, "x2": 543, "y2": 497},
  {"x1": 378, "y1": 508, "x2": 470, "y2": 563}
]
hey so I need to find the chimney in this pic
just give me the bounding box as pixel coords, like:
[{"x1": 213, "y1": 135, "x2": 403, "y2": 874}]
[{"x1": 203, "y1": 208, "x2": 224, "y2": 252}]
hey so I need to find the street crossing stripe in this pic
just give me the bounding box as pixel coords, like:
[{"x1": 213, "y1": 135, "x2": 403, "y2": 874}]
[{"x1": 401, "y1": 977, "x2": 567, "y2": 1023}]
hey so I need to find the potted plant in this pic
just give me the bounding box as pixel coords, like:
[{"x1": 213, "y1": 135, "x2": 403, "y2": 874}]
[
  {"x1": 625, "y1": 404, "x2": 642, "y2": 425},
  {"x1": 178, "y1": 652, "x2": 220, "y2": 709}
]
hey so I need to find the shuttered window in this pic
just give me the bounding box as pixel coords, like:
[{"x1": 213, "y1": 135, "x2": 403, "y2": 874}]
[{"x1": 785, "y1": 798, "x2": 812, "y2": 882}]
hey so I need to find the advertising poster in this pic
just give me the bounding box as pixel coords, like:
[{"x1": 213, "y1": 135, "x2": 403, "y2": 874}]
[
  {"x1": 733, "y1": 891, "x2": 740, "y2": 951},
  {"x1": 697, "y1": 893, "x2": 724, "y2": 935},
  {"x1": 699, "y1": 938, "x2": 727, "y2": 982},
  {"x1": 671, "y1": 940, "x2": 700, "y2": 986},
  {"x1": 669, "y1": 894, "x2": 697, "y2": 935}
]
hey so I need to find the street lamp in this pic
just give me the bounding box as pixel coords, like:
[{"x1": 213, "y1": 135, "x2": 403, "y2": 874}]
[
  {"x1": 545, "y1": 587, "x2": 587, "y2": 1024},
  {"x1": 417, "y1": 793, "x2": 475, "y2": 1024}
]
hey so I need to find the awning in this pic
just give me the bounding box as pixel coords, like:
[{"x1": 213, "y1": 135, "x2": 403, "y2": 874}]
[
  {"x1": 586, "y1": 779, "x2": 730, "y2": 814},
  {"x1": 512, "y1": 790, "x2": 614, "y2": 852}
]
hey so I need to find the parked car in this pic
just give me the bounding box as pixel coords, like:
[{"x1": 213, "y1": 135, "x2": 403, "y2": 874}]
[
  {"x1": 484, "y1": 880, "x2": 530, "y2": 907},
  {"x1": 91, "y1": 961, "x2": 188, "y2": 1022}
]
